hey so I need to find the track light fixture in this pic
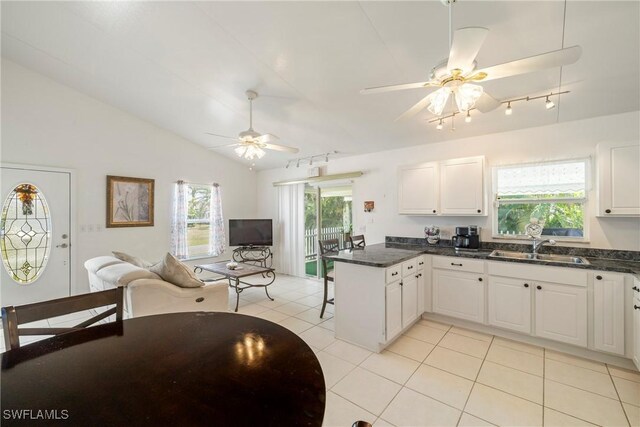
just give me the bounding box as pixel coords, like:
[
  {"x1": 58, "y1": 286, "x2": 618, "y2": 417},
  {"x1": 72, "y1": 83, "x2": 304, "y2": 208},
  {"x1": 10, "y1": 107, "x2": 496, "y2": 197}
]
[
  {"x1": 288, "y1": 151, "x2": 338, "y2": 168},
  {"x1": 545, "y1": 96, "x2": 555, "y2": 110},
  {"x1": 505, "y1": 102, "x2": 513, "y2": 116},
  {"x1": 426, "y1": 90, "x2": 569, "y2": 129}
]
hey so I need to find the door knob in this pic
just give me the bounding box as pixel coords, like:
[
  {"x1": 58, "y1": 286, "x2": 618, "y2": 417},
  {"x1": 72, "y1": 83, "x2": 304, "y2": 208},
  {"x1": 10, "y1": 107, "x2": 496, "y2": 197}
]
[
  {"x1": 56, "y1": 243, "x2": 69, "y2": 248},
  {"x1": 632, "y1": 286, "x2": 640, "y2": 292},
  {"x1": 635, "y1": 305, "x2": 640, "y2": 310},
  {"x1": 605, "y1": 209, "x2": 611, "y2": 213},
  {"x1": 536, "y1": 285, "x2": 542, "y2": 290},
  {"x1": 524, "y1": 283, "x2": 529, "y2": 288},
  {"x1": 596, "y1": 275, "x2": 602, "y2": 280}
]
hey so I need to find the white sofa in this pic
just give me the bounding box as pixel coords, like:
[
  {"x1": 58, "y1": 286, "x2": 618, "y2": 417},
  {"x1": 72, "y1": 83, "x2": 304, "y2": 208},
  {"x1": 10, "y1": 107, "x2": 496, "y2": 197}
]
[{"x1": 84, "y1": 256, "x2": 229, "y2": 317}]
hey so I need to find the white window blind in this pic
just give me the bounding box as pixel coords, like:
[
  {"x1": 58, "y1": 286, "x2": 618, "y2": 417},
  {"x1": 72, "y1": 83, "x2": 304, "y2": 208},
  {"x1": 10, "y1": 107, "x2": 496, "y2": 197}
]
[{"x1": 496, "y1": 160, "x2": 587, "y2": 198}]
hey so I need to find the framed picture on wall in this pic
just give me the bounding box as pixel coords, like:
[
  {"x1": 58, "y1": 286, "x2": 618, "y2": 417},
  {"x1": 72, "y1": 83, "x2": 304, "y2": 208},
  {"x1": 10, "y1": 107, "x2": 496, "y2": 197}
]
[{"x1": 106, "y1": 175, "x2": 154, "y2": 228}]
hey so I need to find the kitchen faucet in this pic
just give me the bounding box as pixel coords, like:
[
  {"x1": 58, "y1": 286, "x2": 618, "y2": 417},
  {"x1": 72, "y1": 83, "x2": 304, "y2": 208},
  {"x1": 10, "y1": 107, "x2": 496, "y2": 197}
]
[{"x1": 531, "y1": 237, "x2": 556, "y2": 254}]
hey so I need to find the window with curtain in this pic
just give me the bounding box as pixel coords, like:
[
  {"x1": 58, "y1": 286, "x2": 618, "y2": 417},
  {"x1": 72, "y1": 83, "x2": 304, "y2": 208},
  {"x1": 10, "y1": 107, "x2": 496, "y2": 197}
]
[
  {"x1": 171, "y1": 181, "x2": 225, "y2": 259},
  {"x1": 493, "y1": 159, "x2": 588, "y2": 239}
]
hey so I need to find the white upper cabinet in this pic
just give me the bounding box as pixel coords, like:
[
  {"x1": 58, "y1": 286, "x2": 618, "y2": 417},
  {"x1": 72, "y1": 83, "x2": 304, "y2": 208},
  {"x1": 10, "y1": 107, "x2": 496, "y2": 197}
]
[
  {"x1": 398, "y1": 162, "x2": 439, "y2": 215},
  {"x1": 597, "y1": 141, "x2": 640, "y2": 216},
  {"x1": 440, "y1": 157, "x2": 485, "y2": 215},
  {"x1": 398, "y1": 156, "x2": 485, "y2": 216}
]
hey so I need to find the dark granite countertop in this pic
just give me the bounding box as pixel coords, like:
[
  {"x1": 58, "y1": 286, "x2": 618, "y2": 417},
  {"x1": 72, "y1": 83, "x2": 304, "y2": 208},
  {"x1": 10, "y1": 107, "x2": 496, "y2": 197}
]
[{"x1": 325, "y1": 243, "x2": 640, "y2": 280}]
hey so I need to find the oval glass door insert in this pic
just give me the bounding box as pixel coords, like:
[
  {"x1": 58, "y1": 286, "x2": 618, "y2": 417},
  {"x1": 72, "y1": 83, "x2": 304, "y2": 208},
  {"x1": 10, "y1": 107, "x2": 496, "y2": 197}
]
[{"x1": 1, "y1": 183, "x2": 52, "y2": 284}]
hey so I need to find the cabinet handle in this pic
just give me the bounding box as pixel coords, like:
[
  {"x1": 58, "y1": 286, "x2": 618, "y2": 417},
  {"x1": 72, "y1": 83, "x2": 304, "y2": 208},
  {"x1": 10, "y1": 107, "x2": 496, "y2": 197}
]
[
  {"x1": 605, "y1": 209, "x2": 612, "y2": 214},
  {"x1": 596, "y1": 275, "x2": 602, "y2": 280},
  {"x1": 399, "y1": 281, "x2": 403, "y2": 287},
  {"x1": 632, "y1": 286, "x2": 639, "y2": 292},
  {"x1": 416, "y1": 274, "x2": 420, "y2": 279},
  {"x1": 433, "y1": 210, "x2": 436, "y2": 213},
  {"x1": 391, "y1": 272, "x2": 398, "y2": 276},
  {"x1": 635, "y1": 305, "x2": 640, "y2": 310},
  {"x1": 524, "y1": 283, "x2": 529, "y2": 288},
  {"x1": 451, "y1": 263, "x2": 463, "y2": 267},
  {"x1": 408, "y1": 265, "x2": 413, "y2": 270},
  {"x1": 419, "y1": 262, "x2": 424, "y2": 266},
  {"x1": 478, "y1": 277, "x2": 483, "y2": 282},
  {"x1": 418, "y1": 273, "x2": 422, "y2": 277},
  {"x1": 477, "y1": 209, "x2": 481, "y2": 213},
  {"x1": 536, "y1": 285, "x2": 542, "y2": 290}
]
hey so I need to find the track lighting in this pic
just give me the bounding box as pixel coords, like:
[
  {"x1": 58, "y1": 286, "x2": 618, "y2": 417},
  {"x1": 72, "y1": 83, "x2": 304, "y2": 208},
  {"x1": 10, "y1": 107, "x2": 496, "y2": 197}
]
[
  {"x1": 436, "y1": 119, "x2": 443, "y2": 130},
  {"x1": 545, "y1": 96, "x2": 555, "y2": 110},
  {"x1": 505, "y1": 102, "x2": 513, "y2": 116},
  {"x1": 286, "y1": 151, "x2": 338, "y2": 169},
  {"x1": 465, "y1": 111, "x2": 472, "y2": 123}
]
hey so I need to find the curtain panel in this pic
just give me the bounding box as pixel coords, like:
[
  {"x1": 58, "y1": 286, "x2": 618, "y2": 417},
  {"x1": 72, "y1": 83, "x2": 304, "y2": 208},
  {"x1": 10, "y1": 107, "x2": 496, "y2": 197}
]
[
  {"x1": 277, "y1": 183, "x2": 305, "y2": 277},
  {"x1": 170, "y1": 181, "x2": 188, "y2": 259},
  {"x1": 209, "y1": 183, "x2": 226, "y2": 257}
]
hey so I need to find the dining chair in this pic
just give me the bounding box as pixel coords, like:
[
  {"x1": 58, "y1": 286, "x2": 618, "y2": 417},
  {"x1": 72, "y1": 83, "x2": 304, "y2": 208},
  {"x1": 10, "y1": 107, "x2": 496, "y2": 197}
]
[
  {"x1": 2, "y1": 287, "x2": 124, "y2": 350},
  {"x1": 318, "y1": 238, "x2": 340, "y2": 318},
  {"x1": 348, "y1": 234, "x2": 366, "y2": 249}
]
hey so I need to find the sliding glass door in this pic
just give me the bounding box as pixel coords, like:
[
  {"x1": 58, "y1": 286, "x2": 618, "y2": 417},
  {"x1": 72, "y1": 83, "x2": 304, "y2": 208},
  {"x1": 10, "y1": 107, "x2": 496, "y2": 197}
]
[{"x1": 304, "y1": 184, "x2": 353, "y2": 278}]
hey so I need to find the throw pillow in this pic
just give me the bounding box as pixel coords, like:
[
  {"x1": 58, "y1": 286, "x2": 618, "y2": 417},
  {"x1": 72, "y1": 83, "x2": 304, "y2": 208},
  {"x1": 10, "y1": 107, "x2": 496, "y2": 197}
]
[
  {"x1": 149, "y1": 253, "x2": 204, "y2": 288},
  {"x1": 112, "y1": 251, "x2": 154, "y2": 268}
]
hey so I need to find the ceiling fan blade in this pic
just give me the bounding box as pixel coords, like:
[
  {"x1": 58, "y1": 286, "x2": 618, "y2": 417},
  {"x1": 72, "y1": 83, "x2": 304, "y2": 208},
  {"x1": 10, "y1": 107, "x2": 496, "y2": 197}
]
[
  {"x1": 361, "y1": 81, "x2": 435, "y2": 95},
  {"x1": 474, "y1": 92, "x2": 501, "y2": 113},
  {"x1": 447, "y1": 27, "x2": 489, "y2": 73},
  {"x1": 262, "y1": 143, "x2": 299, "y2": 154},
  {"x1": 207, "y1": 142, "x2": 241, "y2": 150},
  {"x1": 476, "y1": 45, "x2": 582, "y2": 82},
  {"x1": 255, "y1": 133, "x2": 279, "y2": 144},
  {"x1": 395, "y1": 93, "x2": 438, "y2": 122},
  {"x1": 205, "y1": 132, "x2": 239, "y2": 141}
]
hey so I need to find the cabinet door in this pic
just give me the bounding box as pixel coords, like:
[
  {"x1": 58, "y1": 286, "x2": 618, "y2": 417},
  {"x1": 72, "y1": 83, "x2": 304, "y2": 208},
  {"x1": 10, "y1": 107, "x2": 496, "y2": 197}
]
[
  {"x1": 593, "y1": 272, "x2": 625, "y2": 355},
  {"x1": 598, "y1": 142, "x2": 640, "y2": 216},
  {"x1": 402, "y1": 275, "x2": 419, "y2": 327},
  {"x1": 488, "y1": 276, "x2": 531, "y2": 334},
  {"x1": 433, "y1": 269, "x2": 485, "y2": 323},
  {"x1": 417, "y1": 268, "x2": 425, "y2": 314},
  {"x1": 386, "y1": 281, "x2": 403, "y2": 340},
  {"x1": 398, "y1": 163, "x2": 439, "y2": 215},
  {"x1": 534, "y1": 281, "x2": 587, "y2": 347},
  {"x1": 440, "y1": 157, "x2": 484, "y2": 215}
]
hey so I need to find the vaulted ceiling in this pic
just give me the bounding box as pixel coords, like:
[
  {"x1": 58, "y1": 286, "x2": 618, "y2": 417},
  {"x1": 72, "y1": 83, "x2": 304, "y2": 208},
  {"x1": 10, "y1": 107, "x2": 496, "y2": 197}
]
[{"x1": 2, "y1": 1, "x2": 639, "y2": 169}]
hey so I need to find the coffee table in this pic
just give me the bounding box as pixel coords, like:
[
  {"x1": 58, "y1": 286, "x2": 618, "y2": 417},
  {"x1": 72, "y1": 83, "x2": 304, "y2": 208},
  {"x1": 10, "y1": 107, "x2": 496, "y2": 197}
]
[{"x1": 194, "y1": 261, "x2": 276, "y2": 312}]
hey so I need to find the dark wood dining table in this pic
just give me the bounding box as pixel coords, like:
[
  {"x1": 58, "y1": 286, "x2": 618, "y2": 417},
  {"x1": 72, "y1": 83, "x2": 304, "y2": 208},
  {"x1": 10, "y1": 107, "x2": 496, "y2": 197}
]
[{"x1": 1, "y1": 312, "x2": 326, "y2": 426}]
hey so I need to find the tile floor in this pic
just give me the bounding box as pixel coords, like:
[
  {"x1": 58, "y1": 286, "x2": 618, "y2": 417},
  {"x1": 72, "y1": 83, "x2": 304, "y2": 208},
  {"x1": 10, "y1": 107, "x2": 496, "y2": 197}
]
[{"x1": 3, "y1": 274, "x2": 639, "y2": 427}]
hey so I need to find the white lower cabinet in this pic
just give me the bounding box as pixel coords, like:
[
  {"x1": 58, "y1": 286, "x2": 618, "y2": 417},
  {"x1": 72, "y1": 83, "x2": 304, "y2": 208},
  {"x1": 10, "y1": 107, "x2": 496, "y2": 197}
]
[
  {"x1": 633, "y1": 287, "x2": 640, "y2": 370},
  {"x1": 402, "y1": 275, "x2": 419, "y2": 326},
  {"x1": 433, "y1": 269, "x2": 485, "y2": 323},
  {"x1": 488, "y1": 276, "x2": 531, "y2": 334},
  {"x1": 386, "y1": 280, "x2": 403, "y2": 340},
  {"x1": 593, "y1": 272, "x2": 625, "y2": 355},
  {"x1": 534, "y1": 281, "x2": 587, "y2": 347}
]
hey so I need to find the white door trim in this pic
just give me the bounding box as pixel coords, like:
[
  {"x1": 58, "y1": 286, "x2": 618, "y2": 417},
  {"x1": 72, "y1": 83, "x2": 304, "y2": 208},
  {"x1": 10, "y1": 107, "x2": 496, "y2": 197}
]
[{"x1": 1, "y1": 163, "x2": 77, "y2": 296}]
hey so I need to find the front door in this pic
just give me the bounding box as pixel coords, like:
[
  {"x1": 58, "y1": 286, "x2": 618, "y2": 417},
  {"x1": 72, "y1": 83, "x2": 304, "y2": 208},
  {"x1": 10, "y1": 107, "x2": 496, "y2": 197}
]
[{"x1": 1, "y1": 165, "x2": 71, "y2": 306}]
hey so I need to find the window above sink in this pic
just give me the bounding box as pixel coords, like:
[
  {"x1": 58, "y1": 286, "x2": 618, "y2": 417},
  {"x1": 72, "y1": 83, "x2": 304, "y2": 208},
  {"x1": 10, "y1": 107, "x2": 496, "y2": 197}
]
[{"x1": 492, "y1": 159, "x2": 589, "y2": 242}]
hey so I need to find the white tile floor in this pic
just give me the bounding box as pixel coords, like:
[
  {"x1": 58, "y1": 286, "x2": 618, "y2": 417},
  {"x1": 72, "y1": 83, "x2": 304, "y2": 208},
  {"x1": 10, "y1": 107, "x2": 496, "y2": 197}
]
[{"x1": 3, "y1": 274, "x2": 639, "y2": 427}]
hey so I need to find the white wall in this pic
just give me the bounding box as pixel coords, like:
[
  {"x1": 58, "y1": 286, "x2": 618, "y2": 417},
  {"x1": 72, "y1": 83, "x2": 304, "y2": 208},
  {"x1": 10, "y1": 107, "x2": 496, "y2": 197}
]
[
  {"x1": 258, "y1": 110, "x2": 640, "y2": 252},
  {"x1": 1, "y1": 60, "x2": 258, "y2": 293}
]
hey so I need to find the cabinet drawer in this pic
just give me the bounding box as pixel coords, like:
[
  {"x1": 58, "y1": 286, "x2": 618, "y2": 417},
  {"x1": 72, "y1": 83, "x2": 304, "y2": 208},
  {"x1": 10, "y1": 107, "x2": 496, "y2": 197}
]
[
  {"x1": 433, "y1": 256, "x2": 484, "y2": 273},
  {"x1": 417, "y1": 256, "x2": 427, "y2": 270},
  {"x1": 386, "y1": 264, "x2": 401, "y2": 283},
  {"x1": 488, "y1": 261, "x2": 587, "y2": 287},
  {"x1": 402, "y1": 259, "x2": 418, "y2": 277}
]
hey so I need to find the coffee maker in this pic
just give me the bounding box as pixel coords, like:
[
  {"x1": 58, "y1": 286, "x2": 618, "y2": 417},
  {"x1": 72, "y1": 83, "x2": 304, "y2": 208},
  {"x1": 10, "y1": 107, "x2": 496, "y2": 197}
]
[{"x1": 451, "y1": 226, "x2": 481, "y2": 252}]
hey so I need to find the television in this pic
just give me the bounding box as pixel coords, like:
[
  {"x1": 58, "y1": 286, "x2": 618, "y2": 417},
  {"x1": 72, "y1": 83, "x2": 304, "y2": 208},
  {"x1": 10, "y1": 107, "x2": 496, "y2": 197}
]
[{"x1": 229, "y1": 219, "x2": 273, "y2": 247}]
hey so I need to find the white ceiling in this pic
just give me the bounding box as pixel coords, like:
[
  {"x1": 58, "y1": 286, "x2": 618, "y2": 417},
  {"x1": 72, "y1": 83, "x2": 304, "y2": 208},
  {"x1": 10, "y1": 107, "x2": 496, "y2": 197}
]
[{"x1": 2, "y1": 1, "x2": 639, "y2": 170}]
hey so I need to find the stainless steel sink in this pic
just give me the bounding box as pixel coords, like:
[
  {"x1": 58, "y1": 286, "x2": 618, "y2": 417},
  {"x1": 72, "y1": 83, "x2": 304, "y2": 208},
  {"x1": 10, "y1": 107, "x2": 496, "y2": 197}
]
[{"x1": 488, "y1": 250, "x2": 590, "y2": 265}]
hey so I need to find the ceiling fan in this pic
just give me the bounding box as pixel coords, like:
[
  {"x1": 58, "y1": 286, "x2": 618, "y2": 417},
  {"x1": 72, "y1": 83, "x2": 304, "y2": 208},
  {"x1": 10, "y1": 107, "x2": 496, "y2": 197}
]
[
  {"x1": 361, "y1": 8, "x2": 582, "y2": 120},
  {"x1": 206, "y1": 90, "x2": 299, "y2": 160}
]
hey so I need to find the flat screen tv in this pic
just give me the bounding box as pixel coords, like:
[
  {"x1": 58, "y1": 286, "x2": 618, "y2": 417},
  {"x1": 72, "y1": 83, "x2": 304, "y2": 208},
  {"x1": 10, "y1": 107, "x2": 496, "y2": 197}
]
[{"x1": 229, "y1": 219, "x2": 273, "y2": 247}]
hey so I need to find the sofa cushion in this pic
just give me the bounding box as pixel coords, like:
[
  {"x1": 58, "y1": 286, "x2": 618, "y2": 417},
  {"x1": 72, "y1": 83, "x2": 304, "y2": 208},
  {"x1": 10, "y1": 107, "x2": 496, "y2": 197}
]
[
  {"x1": 112, "y1": 251, "x2": 154, "y2": 268},
  {"x1": 149, "y1": 253, "x2": 204, "y2": 289},
  {"x1": 96, "y1": 263, "x2": 162, "y2": 287},
  {"x1": 84, "y1": 256, "x2": 124, "y2": 274}
]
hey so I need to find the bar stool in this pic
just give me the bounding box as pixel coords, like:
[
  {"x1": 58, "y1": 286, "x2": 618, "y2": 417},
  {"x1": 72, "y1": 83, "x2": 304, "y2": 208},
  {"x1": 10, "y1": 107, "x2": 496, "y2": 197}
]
[
  {"x1": 348, "y1": 234, "x2": 366, "y2": 249},
  {"x1": 318, "y1": 238, "x2": 339, "y2": 318}
]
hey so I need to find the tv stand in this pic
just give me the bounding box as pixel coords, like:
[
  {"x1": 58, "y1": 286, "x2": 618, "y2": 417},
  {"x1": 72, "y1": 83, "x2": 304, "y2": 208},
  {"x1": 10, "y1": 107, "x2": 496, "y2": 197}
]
[{"x1": 232, "y1": 246, "x2": 273, "y2": 269}]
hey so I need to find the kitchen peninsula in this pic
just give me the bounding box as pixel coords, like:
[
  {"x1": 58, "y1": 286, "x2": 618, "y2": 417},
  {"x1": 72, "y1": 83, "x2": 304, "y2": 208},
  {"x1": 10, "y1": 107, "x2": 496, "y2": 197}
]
[{"x1": 325, "y1": 239, "x2": 640, "y2": 369}]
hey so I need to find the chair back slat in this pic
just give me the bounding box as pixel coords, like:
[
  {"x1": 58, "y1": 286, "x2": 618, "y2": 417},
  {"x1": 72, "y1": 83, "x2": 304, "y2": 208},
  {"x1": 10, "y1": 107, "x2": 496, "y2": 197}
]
[
  {"x1": 349, "y1": 235, "x2": 366, "y2": 249},
  {"x1": 1, "y1": 287, "x2": 124, "y2": 350}
]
